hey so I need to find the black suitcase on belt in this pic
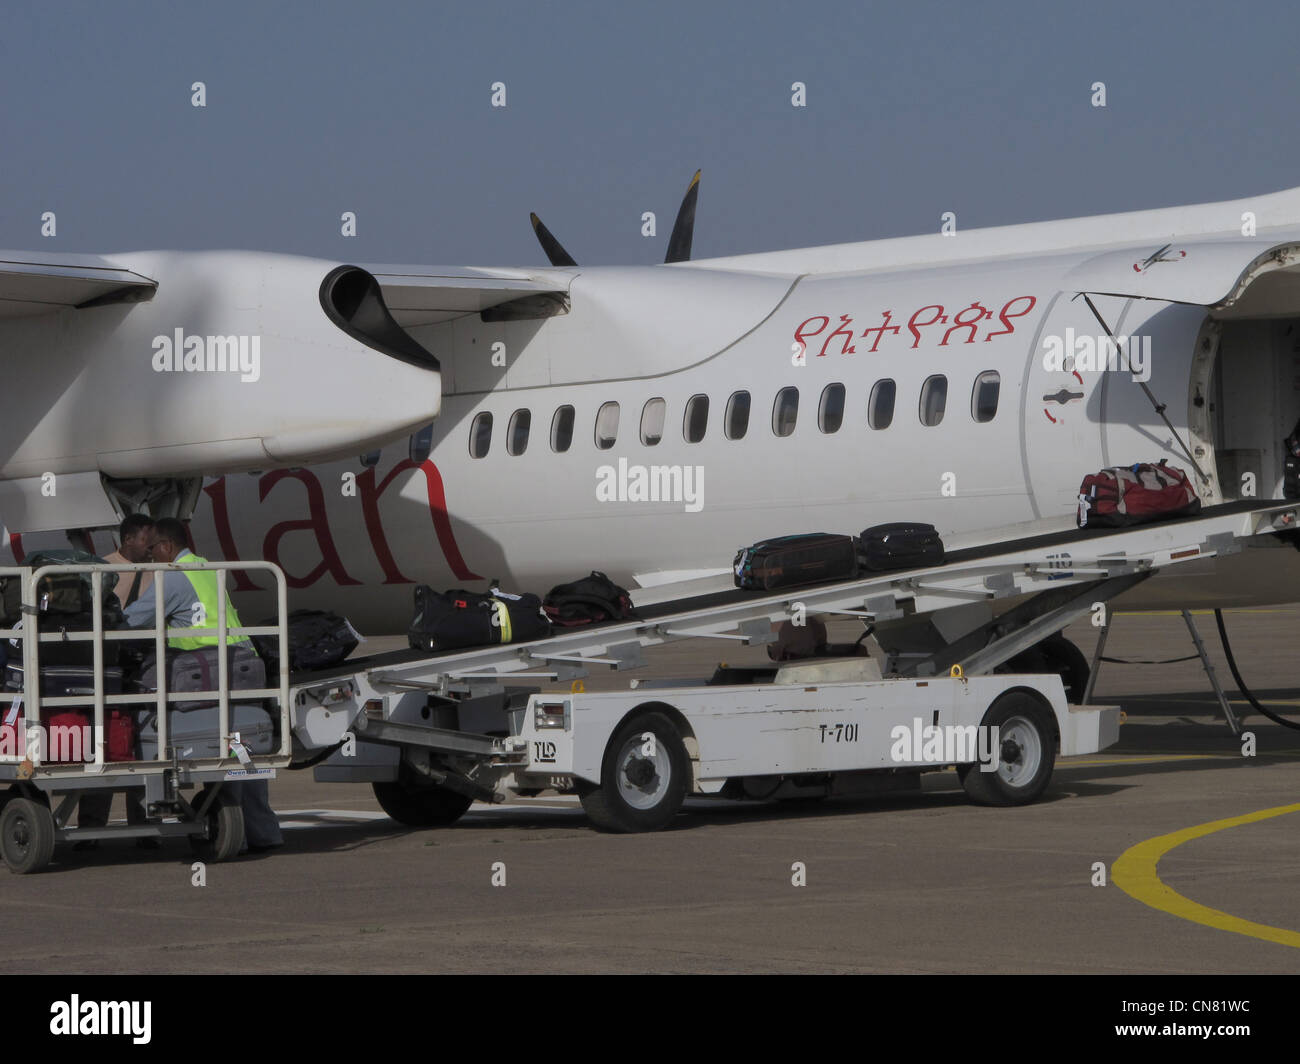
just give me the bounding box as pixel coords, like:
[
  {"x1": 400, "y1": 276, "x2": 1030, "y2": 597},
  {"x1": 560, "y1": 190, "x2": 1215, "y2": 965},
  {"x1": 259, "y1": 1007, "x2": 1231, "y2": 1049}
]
[
  {"x1": 857, "y1": 523, "x2": 945, "y2": 571},
  {"x1": 733, "y1": 533, "x2": 858, "y2": 591}
]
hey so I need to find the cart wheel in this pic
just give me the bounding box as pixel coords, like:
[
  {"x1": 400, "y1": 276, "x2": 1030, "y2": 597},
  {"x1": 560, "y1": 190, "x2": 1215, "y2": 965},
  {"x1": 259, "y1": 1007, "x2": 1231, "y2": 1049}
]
[
  {"x1": 580, "y1": 711, "x2": 689, "y2": 833},
  {"x1": 1001, "y1": 634, "x2": 1090, "y2": 703},
  {"x1": 958, "y1": 690, "x2": 1056, "y2": 806},
  {"x1": 372, "y1": 771, "x2": 474, "y2": 827},
  {"x1": 190, "y1": 786, "x2": 245, "y2": 862},
  {"x1": 0, "y1": 797, "x2": 56, "y2": 874}
]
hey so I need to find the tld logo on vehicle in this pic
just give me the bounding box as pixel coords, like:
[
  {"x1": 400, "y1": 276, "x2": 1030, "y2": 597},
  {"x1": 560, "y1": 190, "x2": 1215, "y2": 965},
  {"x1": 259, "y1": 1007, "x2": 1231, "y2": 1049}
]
[
  {"x1": 889, "y1": 720, "x2": 1001, "y2": 772},
  {"x1": 49, "y1": 996, "x2": 151, "y2": 1044}
]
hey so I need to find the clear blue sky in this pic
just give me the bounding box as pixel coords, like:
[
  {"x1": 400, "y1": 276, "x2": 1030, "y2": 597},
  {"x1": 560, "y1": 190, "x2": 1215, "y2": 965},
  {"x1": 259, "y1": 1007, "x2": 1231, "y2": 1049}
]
[{"x1": 3, "y1": 0, "x2": 1297, "y2": 266}]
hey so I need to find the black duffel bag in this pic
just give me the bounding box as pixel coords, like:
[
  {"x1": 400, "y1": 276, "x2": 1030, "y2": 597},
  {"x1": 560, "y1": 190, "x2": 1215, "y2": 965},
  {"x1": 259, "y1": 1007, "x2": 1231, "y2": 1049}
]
[
  {"x1": 408, "y1": 586, "x2": 551, "y2": 652},
  {"x1": 253, "y1": 609, "x2": 360, "y2": 672},
  {"x1": 543, "y1": 571, "x2": 636, "y2": 627}
]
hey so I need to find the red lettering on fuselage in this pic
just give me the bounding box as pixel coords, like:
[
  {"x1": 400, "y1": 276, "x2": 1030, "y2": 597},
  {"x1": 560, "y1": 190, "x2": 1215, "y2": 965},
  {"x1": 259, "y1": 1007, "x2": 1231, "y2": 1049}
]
[
  {"x1": 259, "y1": 469, "x2": 363, "y2": 589},
  {"x1": 202, "y1": 477, "x2": 264, "y2": 591},
  {"x1": 200, "y1": 457, "x2": 481, "y2": 591},
  {"x1": 356, "y1": 458, "x2": 482, "y2": 583}
]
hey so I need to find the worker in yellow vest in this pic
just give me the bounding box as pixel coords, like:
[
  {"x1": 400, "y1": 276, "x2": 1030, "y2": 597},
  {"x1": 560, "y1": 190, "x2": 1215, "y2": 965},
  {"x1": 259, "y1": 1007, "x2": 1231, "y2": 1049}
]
[
  {"x1": 123, "y1": 518, "x2": 249, "y2": 649},
  {"x1": 124, "y1": 517, "x2": 282, "y2": 852}
]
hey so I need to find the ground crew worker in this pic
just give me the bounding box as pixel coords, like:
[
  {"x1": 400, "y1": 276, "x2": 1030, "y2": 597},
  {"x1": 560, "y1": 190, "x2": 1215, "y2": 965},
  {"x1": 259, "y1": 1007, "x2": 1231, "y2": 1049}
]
[
  {"x1": 124, "y1": 517, "x2": 283, "y2": 853},
  {"x1": 77, "y1": 513, "x2": 157, "y2": 850},
  {"x1": 104, "y1": 513, "x2": 156, "y2": 607}
]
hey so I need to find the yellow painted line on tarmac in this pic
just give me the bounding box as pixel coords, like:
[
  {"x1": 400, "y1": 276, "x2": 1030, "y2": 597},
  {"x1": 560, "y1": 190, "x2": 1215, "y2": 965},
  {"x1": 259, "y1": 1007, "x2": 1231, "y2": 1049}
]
[
  {"x1": 1060, "y1": 753, "x2": 1236, "y2": 768},
  {"x1": 1112, "y1": 802, "x2": 1300, "y2": 949},
  {"x1": 1113, "y1": 608, "x2": 1293, "y2": 616}
]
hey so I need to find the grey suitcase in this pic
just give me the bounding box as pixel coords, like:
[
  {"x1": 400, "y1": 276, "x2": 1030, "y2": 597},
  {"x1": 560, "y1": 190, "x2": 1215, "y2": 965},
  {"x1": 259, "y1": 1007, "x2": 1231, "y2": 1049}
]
[{"x1": 135, "y1": 645, "x2": 276, "y2": 760}]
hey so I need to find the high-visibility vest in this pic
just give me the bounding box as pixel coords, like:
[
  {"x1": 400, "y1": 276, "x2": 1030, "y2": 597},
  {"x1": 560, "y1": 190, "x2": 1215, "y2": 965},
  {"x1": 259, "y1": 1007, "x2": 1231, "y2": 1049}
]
[{"x1": 169, "y1": 554, "x2": 248, "y2": 650}]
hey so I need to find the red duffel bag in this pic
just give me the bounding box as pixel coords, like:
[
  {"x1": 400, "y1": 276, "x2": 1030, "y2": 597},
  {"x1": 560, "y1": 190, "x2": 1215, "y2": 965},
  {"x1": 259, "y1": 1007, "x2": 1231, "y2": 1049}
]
[{"x1": 1077, "y1": 460, "x2": 1201, "y2": 528}]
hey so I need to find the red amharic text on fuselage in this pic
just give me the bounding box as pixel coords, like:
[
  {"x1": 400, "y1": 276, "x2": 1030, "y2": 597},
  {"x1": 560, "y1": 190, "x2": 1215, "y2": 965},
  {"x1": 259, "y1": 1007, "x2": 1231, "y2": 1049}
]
[{"x1": 793, "y1": 296, "x2": 1037, "y2": 358}]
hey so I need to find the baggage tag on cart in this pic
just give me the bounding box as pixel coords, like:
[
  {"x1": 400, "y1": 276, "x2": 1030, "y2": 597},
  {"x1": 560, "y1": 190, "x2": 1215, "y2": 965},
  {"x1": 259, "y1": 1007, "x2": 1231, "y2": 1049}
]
[{"x1": 227, "y1": 732, "x2": 254, "y2": 769}]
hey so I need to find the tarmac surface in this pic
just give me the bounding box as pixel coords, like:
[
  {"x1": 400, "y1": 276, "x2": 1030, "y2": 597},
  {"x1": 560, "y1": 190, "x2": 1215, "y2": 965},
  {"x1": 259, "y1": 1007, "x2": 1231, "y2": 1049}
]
[{"x1": 2, "y1": 608, "x2": 1298, "y2": 974}]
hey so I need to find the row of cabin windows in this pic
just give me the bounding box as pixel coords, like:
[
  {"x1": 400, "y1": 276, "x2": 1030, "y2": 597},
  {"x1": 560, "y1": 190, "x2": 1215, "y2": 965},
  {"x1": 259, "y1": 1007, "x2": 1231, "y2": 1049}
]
[{"x1": 468, "y1": 371, "x2": 1001, "y2": 458}]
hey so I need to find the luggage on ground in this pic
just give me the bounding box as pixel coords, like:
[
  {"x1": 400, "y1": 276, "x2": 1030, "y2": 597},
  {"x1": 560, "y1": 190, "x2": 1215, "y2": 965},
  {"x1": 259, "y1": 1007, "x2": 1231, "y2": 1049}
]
[
  {"x1": 408, "y1": 586, "x2": 552, "y2": 652},
  {"x1": 543, "y1": 571, "x2": 636, "y2": 626},
  {"x1": 252, "y1": 609, "x2": 361, "y2": 673},
  {"x1": 1076, "y1": 460, "x2": 1201, "y2": 528},
  {"x1": 733, "y1": 533, "x2": 858, "y2": 591}
]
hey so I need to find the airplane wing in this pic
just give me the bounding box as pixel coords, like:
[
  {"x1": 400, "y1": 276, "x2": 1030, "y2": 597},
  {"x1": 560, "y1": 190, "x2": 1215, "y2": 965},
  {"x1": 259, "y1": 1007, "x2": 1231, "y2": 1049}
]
[
  {"x1": 368, "y1": 264, "x2": 575, "y2": 326},
  {"x1": 0, "y1": 254, "x2": 157, "y2": 319},
  {"x1": 1065, "y1": 235, "x2": 1300, "y2": 314}
]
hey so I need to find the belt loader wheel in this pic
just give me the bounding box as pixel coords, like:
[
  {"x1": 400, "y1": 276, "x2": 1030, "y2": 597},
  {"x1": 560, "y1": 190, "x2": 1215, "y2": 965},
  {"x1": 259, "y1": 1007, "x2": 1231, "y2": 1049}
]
[
  {"x1": 580, "y1": 712, "x2": 688, "y2": 833},
  {"x1": 372, "y1": 768, "x2": 474, "y2": 827},
  {"x1": 0, "y1": 797, "x2": 55, "y2": 874},
  {"x1": 957, "y1": 691, "x2": 1056, "y2": 806},
  {"x1": 190, "y1": 785, "x2": 245, "y2": 862}
]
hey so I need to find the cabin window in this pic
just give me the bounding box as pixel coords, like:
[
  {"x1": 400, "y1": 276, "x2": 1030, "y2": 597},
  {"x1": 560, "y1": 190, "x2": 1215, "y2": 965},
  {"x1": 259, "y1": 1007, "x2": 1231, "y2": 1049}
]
[
  {"x1": 919, "y1": 375, "x2": 947, "y2": 427},
  {"x1": 725, "y1": 391, "x2": 751, "y2": 440},
  {"x1": 868, "y1": 379, "x2": 896, "y2": 430},
  {"x1": 360, "y1": 450, "x2": 381, "y2": 468},
  {"x1": 551, "y1": 405, "x2": 574, "y2": 453},
  {"x1": 818, "y1": 383, "x2": 845, "y2": 434},
  {"x1": 972, "y1": 371, "x2": 1000, "y2": 423},
  {"x1": 469, "y1": 412, "x2": 493, "y2": 458},
  {"x1": 507, "y1": 409, "x2": 531, "y2": 455},
  {"x1": 595, "y1": 401, "x2": 620, "y2": 450},
  {"x1": 640, "y1": 398, "x2": 666, "y2": 446},
  {"x1": 772, "y1": 387, "x2": 799, "y2": 437},
  {"x1": 684, "y1": 394, "x2": 710, "y2": 443},
  {"x1": 409, "y1": 424, "x2": 434, "y2": 463}
]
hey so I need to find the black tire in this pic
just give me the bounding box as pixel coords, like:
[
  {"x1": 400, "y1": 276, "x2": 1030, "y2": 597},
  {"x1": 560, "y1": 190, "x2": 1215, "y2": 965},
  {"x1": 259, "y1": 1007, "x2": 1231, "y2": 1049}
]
[
  {"x1": 580, "y1": 711, "x2": 689, "y2": 833},
  {"x1": 0, "y1": 797, "x2": 55, "y2": 874},
  {"x1": 372, "y1": 771, "x2": 474, "y2": 827},
  {"x1": 1002, "y1": 635, "x2": 1090, "y2": 703},
  {"x1": 190, "y1": 786, "x2": 245, "y2": 862},
  {"x1": 1038, "y1": 634, "x2": 1091, "y2": 703},
  {"x1": 958, "y1": 690, "x2": 1056, "y2": 807}
]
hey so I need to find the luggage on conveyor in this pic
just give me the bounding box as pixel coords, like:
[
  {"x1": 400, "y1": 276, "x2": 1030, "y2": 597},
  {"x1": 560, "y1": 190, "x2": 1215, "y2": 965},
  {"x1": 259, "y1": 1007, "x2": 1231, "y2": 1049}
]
[
  {"x1": 1077, "y1": 460, "x2": 1200, "y2": 528},
  {"x1": 733, "y1": 533, "x2": 858, "y2": 591},
  {"x1": 857, "y1": 523, "x2": 945, "y2": 572},
  {"x1": 252, "y1": 609, "x2": 360, "y2": 673},
  {"x1": 1284, "y1": 421, "x2": 1300, "y2": 500},
  {"x1": 408, "y1": 586, "x2": 552, "y2": 652},
  {"x1": 543, "y1": 571, "x2": 636, "y2": 627}
]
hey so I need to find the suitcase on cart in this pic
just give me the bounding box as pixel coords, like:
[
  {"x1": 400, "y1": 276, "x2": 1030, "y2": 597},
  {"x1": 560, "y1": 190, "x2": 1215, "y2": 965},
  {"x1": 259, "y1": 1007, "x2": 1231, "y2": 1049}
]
[
  {"x1": 134, "y1": 645, "x2": 275, "y2": 760},
  {"x1": 1, "y1": 663, "x2": 130, "y2": 762},
  {"x1": 733, "y1": 533, "x2": 858, "y2": 591}
]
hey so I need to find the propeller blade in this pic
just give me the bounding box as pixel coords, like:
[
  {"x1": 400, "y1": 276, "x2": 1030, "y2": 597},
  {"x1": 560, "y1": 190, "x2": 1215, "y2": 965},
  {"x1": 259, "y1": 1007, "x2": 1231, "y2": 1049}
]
[
  {"x1": 664, "y1": 170, "x2": 701, "y2": 263},
  {"x1": 530, "y1": 212, "x2": 579, "y2": 267}
]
